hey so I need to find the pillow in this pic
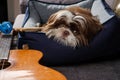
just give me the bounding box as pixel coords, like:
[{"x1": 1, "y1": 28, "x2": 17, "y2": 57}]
[
  {"x1": 23, "y1": 0, "x2": 95, "y2": 27},
  {"x1": 91, "y1": 0, "x2": 115, "y2": 24}
]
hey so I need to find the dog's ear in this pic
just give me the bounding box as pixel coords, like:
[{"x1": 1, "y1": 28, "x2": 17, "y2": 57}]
[
  {"x1": 84, "y1": 16, "x2": 102, "y2": 41},
  {"x1": 47, "y1": 13, "x2": 57, "y2": 24},
  {"x1": 90, "y1": 16, "x2": 102, "y2": 32}
]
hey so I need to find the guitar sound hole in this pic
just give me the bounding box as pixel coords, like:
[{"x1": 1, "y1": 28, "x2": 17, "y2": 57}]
[{"x1": 0, "y1": 61, "x2": 11, "y2": 70}]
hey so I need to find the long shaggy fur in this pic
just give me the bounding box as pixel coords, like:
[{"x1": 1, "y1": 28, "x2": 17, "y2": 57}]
[{"x1": 41, "y1": 6, "x2": 102, "y2": 47}]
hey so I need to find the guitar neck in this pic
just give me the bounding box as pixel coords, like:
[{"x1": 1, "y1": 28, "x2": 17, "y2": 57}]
[{"x1": 0, "y1": 34, "x2": 12, "y2": 60}]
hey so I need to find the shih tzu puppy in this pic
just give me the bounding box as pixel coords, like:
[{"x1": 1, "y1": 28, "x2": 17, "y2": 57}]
[
  {"x1": 14, "y1": 6, "x2": 102, "y2": 48},
  {"x1": 40, "y1": 6, "x2": 102, "y2": 48}
]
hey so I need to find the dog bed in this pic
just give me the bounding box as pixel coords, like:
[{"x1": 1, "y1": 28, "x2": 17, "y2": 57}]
[{"x1": 18, "y1": 0, "x2": 120, "y2": 66}]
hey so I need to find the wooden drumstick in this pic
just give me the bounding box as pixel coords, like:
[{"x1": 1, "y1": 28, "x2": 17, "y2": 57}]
[{"x1": 13, "y1": 27, "x2": 43, "y2": 32}]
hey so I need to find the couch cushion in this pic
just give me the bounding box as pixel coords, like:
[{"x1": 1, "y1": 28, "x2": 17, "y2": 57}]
[
  {"x1": 23, "y1": 0, "x2": 94, "y2": 27},
  {"x1": 23, "y1": 0, "x2": 115, "y2": 28},
  {"x1": 91, "y1": 0, "x2": 115, "y2": 24}
]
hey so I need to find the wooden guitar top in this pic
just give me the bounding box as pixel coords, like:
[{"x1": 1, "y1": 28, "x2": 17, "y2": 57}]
[{"x1": 0, "y1": 50, "x2": 67, "y2": 80}]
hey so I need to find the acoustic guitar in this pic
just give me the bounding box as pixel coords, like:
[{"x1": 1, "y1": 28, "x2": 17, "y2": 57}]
[{"x1": 0, "y1": 50, "x2": 67, "y2": 80}]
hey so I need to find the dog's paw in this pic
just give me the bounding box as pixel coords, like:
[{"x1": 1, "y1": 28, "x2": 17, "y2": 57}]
[
  {"x1": 22, "y1": 44, "x2": 29, "y2": 50},
  {"x1": 13, "y1": 28, "x2": 24, "y2": 32}
]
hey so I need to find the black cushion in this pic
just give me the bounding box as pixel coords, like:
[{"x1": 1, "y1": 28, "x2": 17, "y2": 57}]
[{"x1": 18, "y1": 16, "x2": 120, "y2": 65}]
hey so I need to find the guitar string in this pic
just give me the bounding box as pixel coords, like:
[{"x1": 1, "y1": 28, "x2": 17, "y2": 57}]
[
  {"x1": 1, "y1": 59, "x2": 5, "y2": 80},
  {"x1": 0, "y1": 37, "x2": 6, "y2": 80},
  {"x1": 0, "y1": 59, "x2": 5, "y2": 80}
]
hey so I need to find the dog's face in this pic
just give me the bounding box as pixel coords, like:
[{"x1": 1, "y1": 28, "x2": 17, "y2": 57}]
[{"x1": 42, "y1": 6, "x2": 102, "y2": 48}]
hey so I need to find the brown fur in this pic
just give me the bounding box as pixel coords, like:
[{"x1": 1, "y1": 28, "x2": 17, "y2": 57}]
[
  {"x1": 41, "y1": 6, "x2": 102, "y2": 46},
  {"x1": 66, "y1": 6, "x2": 92, "y2": 16}
]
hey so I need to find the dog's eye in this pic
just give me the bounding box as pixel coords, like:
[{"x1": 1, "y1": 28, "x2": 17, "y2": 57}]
[
  {"x1": 73, "y1": 30, "x2": 80, "y2": 35},
  {"x1": 73, "y1": 30, "x2": 77, "y2": 33},
  {"x1": 69, "y1": 23, "x2": 79, "y2": 34}
]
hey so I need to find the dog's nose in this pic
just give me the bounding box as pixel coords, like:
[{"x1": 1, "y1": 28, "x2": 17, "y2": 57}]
[{"x1": 63, "y1": 30, "x2": 70, "y2": 37}]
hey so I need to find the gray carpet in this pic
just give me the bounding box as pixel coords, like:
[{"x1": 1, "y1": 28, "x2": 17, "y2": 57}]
[{"x1": 52, "y1": 58, "x2": 120, "y2": 80}]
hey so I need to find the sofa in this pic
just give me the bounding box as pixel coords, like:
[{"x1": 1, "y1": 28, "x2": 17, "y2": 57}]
[
  {"x1": 13, "y1": 0, "x2": 120, "y2": 66},
  {"x1": 12, "y1": 0, "x2": 120, "y2": 80},
  {"x1": 13, "y1": 0, "x2": 120, "y2": 65}
]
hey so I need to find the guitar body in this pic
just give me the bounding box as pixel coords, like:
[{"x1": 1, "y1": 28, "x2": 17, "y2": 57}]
[{"x1": 0, "y1": 50, "x2": 67, "y2": 80}]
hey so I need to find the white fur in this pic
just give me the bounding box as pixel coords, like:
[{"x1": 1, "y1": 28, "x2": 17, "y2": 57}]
[
  {"x1": 45, "y1": 10, "x2": 88, "y2": 48},
  {"x1": 55, "y1": 10, "x2": 74, "y2": 23},
  {"x1": 46, "y1": 27, "x2": 79, "y2": 48}
]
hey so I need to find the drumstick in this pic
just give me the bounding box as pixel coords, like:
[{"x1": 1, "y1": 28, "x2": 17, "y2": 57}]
[
  {"x1": 13, "y1": 23, "x2": 44, "y2": 32},
  {"x1": 13, "y1": 27, "x2": 43, "y2": 32}
]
